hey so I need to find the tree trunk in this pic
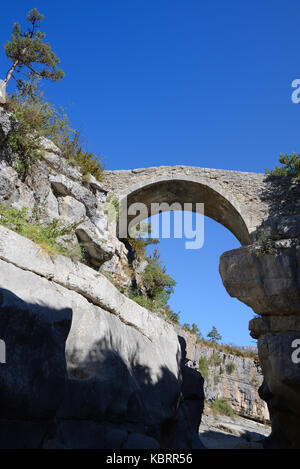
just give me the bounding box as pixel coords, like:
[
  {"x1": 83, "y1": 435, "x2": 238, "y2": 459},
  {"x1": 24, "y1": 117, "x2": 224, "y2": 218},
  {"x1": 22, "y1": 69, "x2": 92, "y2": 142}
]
[{"x1": 1, "y1": 60, "x2": 19, "y2": 89}]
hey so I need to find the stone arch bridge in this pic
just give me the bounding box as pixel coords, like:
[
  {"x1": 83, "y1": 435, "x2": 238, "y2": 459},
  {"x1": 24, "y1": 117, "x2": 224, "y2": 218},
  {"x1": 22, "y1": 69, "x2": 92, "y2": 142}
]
[{"x1": 103, "y1": 165, "x2": 300, "y2": 245}]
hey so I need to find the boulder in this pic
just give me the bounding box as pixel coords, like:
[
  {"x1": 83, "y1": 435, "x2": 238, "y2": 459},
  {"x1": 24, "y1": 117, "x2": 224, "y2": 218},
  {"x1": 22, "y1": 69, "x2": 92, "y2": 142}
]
[
  {"x1": 219, "y1": 241, "x2": 300, "y2": 315},
  {"x1": 220, "y1": 240, "x2": 300, "y2": 448}
]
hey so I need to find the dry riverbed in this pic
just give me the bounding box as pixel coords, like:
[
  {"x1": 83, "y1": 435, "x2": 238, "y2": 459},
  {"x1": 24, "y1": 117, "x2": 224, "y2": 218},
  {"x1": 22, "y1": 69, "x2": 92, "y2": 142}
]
[{"x1": 199, "y1": 412, "x2": 271, "y2": 449}]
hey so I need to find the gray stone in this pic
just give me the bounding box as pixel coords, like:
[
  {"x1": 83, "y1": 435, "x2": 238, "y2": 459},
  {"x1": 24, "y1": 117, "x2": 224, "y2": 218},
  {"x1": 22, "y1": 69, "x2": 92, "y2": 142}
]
[
  {"x1": 219, "y1": 239, "x2": 300, "y2": 448},
  {"x1": 219, "y1": 241, "x2": 300, "y2": 315},
  {"x1": 0, "y1": 226, "x2": 198, "y2": 448},
  {"x1": 249, "y1": 315, "x2": 300, "y2": 339},
  {"x1": 50, "y1": 173, "x2": 98, "y2": 217},
  {"x1": 87, "y1": 174, "x2": 108, "y2": 194},
  {"x1": 40, "y1": 189, "x2": 60, "y2": 221},
  {"x1": 102, "y1": 167, "x2": 300, "y2": 244},
  {"x1": 0, "y1": 161, "x2": 19, "y2": 200},
  {"x1": 0, "y1": 225, "x2": 176, "y2": 343},
  {"x1": 0, "y1": 107, "x2": 11, "y2": 138},
  {"x1": 39, "y1": 136, "x2": 61, "y2": 154},
  {"x1": 258, "y1": 333, "x2": 300, "y2": 448},
  {"x1": 57, "y1": 195, "x2": 87, "y2": 224},
  {"x1": 75, "y1": 219, "x2": 115, "y2": 266},
  {"x1": 0, "y1": 162, "x2": 35, "y2": 214},
  {"x1": 0, "y1": 280, "x2": 71, "y2": 419}
]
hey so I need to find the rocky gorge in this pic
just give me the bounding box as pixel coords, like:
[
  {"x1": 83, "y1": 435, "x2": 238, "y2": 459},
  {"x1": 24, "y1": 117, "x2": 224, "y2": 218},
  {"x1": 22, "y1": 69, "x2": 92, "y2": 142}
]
[
  {"x1": 0, "y1": 106, "x2": 299, "y2": 449},
  {"x1": 176, "y1": 327, "x2": 269, "y2": 423}
]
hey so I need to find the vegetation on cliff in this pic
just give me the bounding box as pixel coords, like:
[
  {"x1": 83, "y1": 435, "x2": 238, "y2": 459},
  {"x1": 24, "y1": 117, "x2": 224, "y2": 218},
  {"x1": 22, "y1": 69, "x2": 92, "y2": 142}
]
[
  {"x1": 1, "y1": 9, "x2": 104, "y2": 182},
  {"x1": 210, "y1": 398, "x2": 234, "y2": 418},
  {"x1": 0, "y1": 203, "x2": 85, "y2": 260},
  {"x1": 266, "y1": 152, "x2": 300, "y2": 177},
  {"x1": 3, "y1": 83, "x2": 104, "y2": 182},
  {"x1": 123, "y1": 233, "x2": 179, "y2": 323}
]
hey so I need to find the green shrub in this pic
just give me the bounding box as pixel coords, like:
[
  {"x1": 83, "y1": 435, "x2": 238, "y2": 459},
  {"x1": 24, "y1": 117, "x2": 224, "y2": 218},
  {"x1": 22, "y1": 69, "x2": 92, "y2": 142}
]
[
  {"x1": 211, "y1": 398, "x2": 234, "y2": 418},
  {"x1": 126, "y1": 228, "x2": 159, "y2": 260},
  {"x1": 226, "y1": 362, "x2": 235, "y2": 374},
  {"x1": 168, "y1": 311, "x2": 180, "y2": 324},
  {"x1": 198, "y1": 356, "x2": 209, "y2": 382},
  {"x1": 128, "y1": 293, "x2": 153, "y2": 310},
  {"x1": 5, "y1": 94, "x2": 52, "y2": 177},
  {"x1": 209, "y1": 350, "x2": 222, "y2": 367},
  {"x1": 266, "y1": 153, "x2": 300, "y2": 177},
  {"x1": 162, "y1": 305, "x2": 180, "y2": 324},
  {"x1": 191, "y1": 323, "x2": 200, "y2": 335},
  {"x1": 127, "y1": 237, "x2": 159, "y2": 260},
  {"x1": 192, "y1": 336, "x2": 258, "y2": 360},
  {"x1": 4, "y1": 88, "x2": 104, "y2": 181},
  {"x1": 110, "y1": 233, "x2": 177, "y2": 322},
  {"x1": 0, "y1": 203, "x2": 84, "y2": 260},
  {"x1": 68, "y1": 145, "x2": 104, "y2": 181},
  {"x1": 251, "y1": 374, "x2": 259, "y2": 386},
  {"x1": 140, "y1": 249, "x2": 176, "y2": 309},
  {"x1": 214, "y1": 374, "x2": 220, "y2": 386}
]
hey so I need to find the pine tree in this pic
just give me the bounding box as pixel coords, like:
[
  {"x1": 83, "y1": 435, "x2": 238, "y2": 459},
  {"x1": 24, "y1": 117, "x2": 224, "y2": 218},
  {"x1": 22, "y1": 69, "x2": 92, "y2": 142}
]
[
  {"x1": 2, "y1": 8, "x2": 64, "y2": 93},
  {"x1": 207, "y1": 326, "x2": 222, "y2": 343},
  {"x1": 191, "y1": 323, "x2": 200, "y2": 335},
  {"x1": 265, "y1": 153, "x2": 300, "y2": 177}
]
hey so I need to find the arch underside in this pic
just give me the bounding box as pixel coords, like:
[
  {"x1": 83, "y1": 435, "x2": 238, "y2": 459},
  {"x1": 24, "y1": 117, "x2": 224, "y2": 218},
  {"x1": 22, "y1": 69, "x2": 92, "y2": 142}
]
[{"x1": 119, "y1": 179, "x2": 251, "y2": 245}]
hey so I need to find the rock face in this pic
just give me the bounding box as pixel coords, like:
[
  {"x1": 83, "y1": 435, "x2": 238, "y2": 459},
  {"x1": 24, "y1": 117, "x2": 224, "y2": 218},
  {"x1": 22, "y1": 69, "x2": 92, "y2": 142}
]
[
  {"x1": 220, "y1": 238, "x2": 300, "y2": 448},
  {"x1": 1, "y1": 107, "x2": 300, "y2": 448},
  {"x1": 0, "y1": 110, "x2": 206, "y2": 448},
  {"x1": 0, "y1": 226, "x2": 203, "y2": 449},
  {"x1": 199, "y1": 413, "x2": 270, "y2": 449},
  {"x1": 0, "y1": 142, "x2": 115, "y2": 268},
  {"x1": 175, "y1": 328, "x2": 269, "y2": 423}
]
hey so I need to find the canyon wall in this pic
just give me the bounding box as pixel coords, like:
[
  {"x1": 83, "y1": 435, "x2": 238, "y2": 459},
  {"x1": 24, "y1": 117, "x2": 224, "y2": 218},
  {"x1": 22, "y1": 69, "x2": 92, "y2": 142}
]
[
  {"x1": 0, "y1": 225, "x2": 205, "y2": 449},
  {"x1": 1, "y1": 107, "x2": 299, "y2": 448},
  {"x1": 220, "y1": 240, "x2": 300, "y2": 448},
  {"x1": 175, "y1": 328, "x2": 269, "y2": 423},
  {"x1": 0, "y1": 112, "x2": 204, "y2": 448}
]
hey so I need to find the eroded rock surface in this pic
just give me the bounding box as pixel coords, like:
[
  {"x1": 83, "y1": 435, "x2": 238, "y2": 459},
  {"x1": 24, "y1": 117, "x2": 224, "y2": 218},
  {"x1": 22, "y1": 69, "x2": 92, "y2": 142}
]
[
  {"x1": 1, "y1": 107, "x2": 299, "y2": 448},
  {"x1": 220, "y1": 238, "x2": 300, "y2": 448},
  {"x1": 175, "y1": 328, "x2": 269, "y2": 423},
  {"x1": 0, "y1": 226, "x2": 203, "y2": 449}
]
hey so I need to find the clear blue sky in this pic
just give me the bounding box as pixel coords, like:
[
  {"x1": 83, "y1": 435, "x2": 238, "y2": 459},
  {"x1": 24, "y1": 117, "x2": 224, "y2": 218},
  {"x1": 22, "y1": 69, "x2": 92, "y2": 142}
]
[{"x1": 1, "y1": 1, "x2": 299, "y2": 345}]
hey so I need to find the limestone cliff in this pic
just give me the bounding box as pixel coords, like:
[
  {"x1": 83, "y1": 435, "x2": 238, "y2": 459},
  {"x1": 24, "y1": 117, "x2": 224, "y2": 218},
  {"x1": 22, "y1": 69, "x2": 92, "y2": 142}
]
[
  {"x1": 0, "y1": 109, "x2": 204, "y2": 449},
  {"x1": 0, "y1": 225, "x2": 206, "y2": 448},
  {"x1": 175, "y1": 328, "x2": 269, "y2": 423},
  {"x1": 1, "y1": 106, "x2": 300, "y2": 449},
  {"x1": 220, "y1": 241, "x2": 300, "y2": 448}
]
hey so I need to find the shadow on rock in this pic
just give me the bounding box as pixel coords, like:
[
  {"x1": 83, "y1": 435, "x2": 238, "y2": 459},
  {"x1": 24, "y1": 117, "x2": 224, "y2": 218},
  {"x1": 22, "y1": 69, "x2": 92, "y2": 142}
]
[{"x1": 0, "y1": 288, "x2": 205, "y2": 449}]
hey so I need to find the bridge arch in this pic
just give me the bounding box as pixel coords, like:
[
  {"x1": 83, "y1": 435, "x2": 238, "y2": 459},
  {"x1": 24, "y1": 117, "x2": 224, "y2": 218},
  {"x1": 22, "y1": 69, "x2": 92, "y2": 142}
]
[{"x1": 117, "y1": 176, "x2": 251, "y2": 245}]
